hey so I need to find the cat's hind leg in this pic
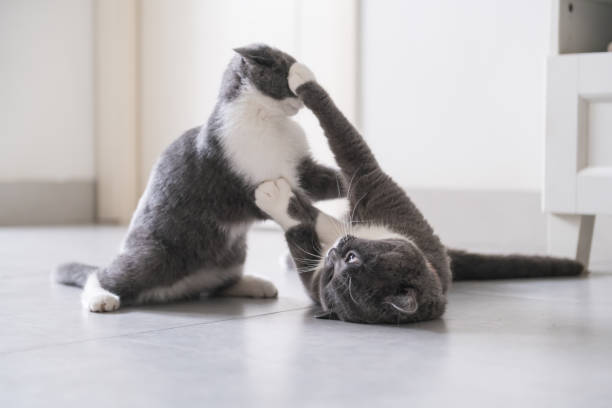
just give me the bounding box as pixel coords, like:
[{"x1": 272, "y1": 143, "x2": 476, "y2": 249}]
[{"x1": 94, "y1": 245, "x2": 209, "y2": 311}]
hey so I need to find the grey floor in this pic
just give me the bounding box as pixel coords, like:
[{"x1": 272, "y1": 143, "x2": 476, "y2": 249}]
[{"x1": 1, "y1": 226, "x2": 611, "y2": 408}]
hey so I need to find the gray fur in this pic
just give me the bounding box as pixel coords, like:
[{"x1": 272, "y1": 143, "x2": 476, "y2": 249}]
[
  {"x1": 287, "y1": 195, "x2": 319, "y2": 225},
  {"x1": 296, "y1": 156, "x2": 346, "y2": 200},
  {"x1": 54, "y1": 262, "x2": 98, "y2": 287},
  {"x1": 55, "y1": 44, "x2": 343, "y2": 305},
  {"x1": 280, "y1": 76, "x2": 584, "y2": 324}
]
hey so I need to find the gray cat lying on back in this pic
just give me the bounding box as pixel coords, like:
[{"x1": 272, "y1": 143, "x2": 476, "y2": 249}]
[
  {"x1": 254, "y1": 63, "x2": 584, "y2": 324},
  {"x1": 55, "y1": 44, "x2": 345, "y2": 312}
]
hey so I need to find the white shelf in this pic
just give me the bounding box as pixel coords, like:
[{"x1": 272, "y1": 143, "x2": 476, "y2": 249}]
[{"x1": 552, "y1": 0, "x2": 612, "y2": 54}]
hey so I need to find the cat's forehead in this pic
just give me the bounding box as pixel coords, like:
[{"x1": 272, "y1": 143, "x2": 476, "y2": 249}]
[
  {"x1": 237, "y1": 43, "x2": 296, "y2": 66},
  {"x1": 349, "y1": 238, "x2": 427, "y2": 273},
  {"x1": 259, "y1": 45, "x2": 295, "y2": 64},
  {"x1": 229, "y1": 44, "x2": 297, "y2": 100}
]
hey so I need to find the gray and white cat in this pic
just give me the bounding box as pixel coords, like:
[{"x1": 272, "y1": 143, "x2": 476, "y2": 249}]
[
  {"x1": 254, "y1": 63, "x2": 585, "y2": 324},
  {"x1": 55, "y1": 44, "x2": 344, "y2": 312}
]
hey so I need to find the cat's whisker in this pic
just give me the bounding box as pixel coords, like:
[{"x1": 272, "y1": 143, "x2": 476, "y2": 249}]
[
  {"x1": 335, "y1": 175, "x2": 344, "y2": 200},
  {"x1": 291, "y1": 257, "x2": 321, "y2": 265},
  {"x1": 297, "y1": 266, "x2": 321, "y2": 274},
  {"x1": 345, "y1": 167, "x2": 358, "y2": 200},
  {"x1": 350, "y1": 191, "x2": 369, "y2": 228},
  {"x1": 347, "y1": 276, "x2": 358, "y2": 305},
  {"x1": 294, "y1": 245, "x2": 322, "y2": 260}
]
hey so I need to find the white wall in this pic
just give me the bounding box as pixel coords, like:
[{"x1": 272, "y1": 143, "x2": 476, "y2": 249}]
[
  {"x1": 362, "y1": 0, "x2": 551, "y2": 191},
  {"x1": 139, "y1": 0, "x2": 358, "y2": 189},
  {"x1": 0, "y1": 0, "x2": 94, "y2": 182}
]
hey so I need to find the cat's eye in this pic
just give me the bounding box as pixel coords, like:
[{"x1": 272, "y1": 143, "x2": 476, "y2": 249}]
[{"x1": 345, "y1": 251, "x2": 359, "y2": 264}]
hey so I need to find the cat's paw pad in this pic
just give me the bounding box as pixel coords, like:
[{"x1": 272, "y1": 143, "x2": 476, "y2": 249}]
[
  {"x1": 255, "y1": 181, "x2": 280, "y2": 213},
  {"x1": 288, "y1": 63, "x2": 316, "y2": 94},
  {"x1": 255, "y1": 178, "x2": 293, "y2": 215},
  {"x1": 83, "y1": 292, "x2": 120, "y2": 313}
]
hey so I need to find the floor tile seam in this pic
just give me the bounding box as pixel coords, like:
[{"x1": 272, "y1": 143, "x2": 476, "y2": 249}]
[
  {"x1": 0, "y1": 306, "x2": 310, "y2": 356},
  {"x1": 450, "y1": 288, "x2": 612, "y2": 304}
]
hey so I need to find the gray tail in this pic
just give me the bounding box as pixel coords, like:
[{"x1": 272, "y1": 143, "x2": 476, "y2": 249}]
[
  {"x1": 448, "y1": 249, "x2": 585, "y2": 281},
  {"x1": 54, "y1": 262, "x2": 99, "y2": 288}
]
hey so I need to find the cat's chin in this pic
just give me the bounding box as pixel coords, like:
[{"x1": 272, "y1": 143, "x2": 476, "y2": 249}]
[{"x1": 282, "y1": 98, "x2": 303, "y2": 116}]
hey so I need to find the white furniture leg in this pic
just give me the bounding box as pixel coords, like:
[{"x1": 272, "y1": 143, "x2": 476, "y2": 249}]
[{"x1": 547, "y1": 213, "x2": 595, "y2": 267}]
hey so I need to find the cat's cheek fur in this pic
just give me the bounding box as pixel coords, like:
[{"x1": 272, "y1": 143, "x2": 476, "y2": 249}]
[
  {"x1": 314, "y1": 213, "x2": 345, "y2": 252},
  {"x1": 288, "y1": 63, "x2": 316, "y2": 94}
]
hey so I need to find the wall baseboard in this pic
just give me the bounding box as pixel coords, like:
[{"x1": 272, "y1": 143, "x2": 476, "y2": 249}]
[
  {"x1": 261, "y1": 189, "x2": 551, "y2": 252},
  {"x1": 0, "y1": 181, "x2": 95, "y2": 225},
  {"x1": 1, "y1": 184, "x2": 609, "y2": 268}
]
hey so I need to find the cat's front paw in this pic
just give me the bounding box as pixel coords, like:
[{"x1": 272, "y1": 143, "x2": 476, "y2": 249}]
[
  {"x1": 255, "y1": 178, "x2": 293, "y2": 216},
  {"x1": 255, "y1": 178, "x2": 300, "y2": 229},
  {"x1": 83, "y1": 292, "x2": 120, "y2": 313},
  {"x1": 288, "y1": 63, "x2": 316, "y2": 95}
]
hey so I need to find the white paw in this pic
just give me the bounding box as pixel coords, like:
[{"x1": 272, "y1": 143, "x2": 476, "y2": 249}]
[
  {"x1": 222, "y1": 275, "x2": 279, "y2": 298},
  {"x1": 245, "y1": 277, "x2": 278, "y2": 298},
  {"x1": 255, "y1": 178, "x2": 293, "y2": 216},
  {"x1": 81, "y1": 274, "x2": 120, "y2": 313},
  {"x1": 288, "y1": 62, "x2": 315, "y2": 94},
  {"x1": 255, "y1": 178, "x2": 300, "y2": 229},
  {"x1": 83, "y1": 292, "x2": 120, "y2": 313}
]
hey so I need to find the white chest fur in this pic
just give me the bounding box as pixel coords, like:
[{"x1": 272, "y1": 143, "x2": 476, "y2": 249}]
[{"x1": 218, "y1": 88, "x2": 310, "y2": 188}]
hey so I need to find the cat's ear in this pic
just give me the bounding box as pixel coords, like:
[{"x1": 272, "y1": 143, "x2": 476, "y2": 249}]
[
  {"x1": 384, "y1": 288, "x2": 418, "y2": 315},
  {"x1": 234, "y1": 47, "x2": 275, "y2": 67}
]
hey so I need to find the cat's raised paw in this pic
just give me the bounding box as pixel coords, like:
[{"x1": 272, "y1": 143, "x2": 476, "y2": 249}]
[
  {"x1": 255, "y1": 178, "x2": 293, "y2": 215},
  {"x1": 288, "y1": 63, "x2": 316, "y2": 94}
]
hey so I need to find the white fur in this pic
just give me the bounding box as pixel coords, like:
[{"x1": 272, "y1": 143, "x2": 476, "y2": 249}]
[
  {"x1": 351, "y1": 224, "x2": 411, "y2": 242},
  {"x1": 288, "y1": 63, "x2": 316, "y2": 94},
  {"x1": 255, "y1": 178, "x2": 300, "y2": 230},
  {"x1": 315, "y1": 212, "x2": 345, "y2": 247},
  {"x1": 136, "y1": 264, "x2": 243, "y2": 304},
  {"x1": 219, "y1": 274, "x2": 278, "y2": 298},
  {"x1": 315, "y1": 224, "x2": 414, "y2": 272},
  {"x1": 82, "y1": 274, "x2": 120, "y2": 312},
  {"x1": 218, "y1": 86, "x2": 309, "y2": 189},
  {"x1": 318, "y1": 221, "x2": 411, "y2": 256}
]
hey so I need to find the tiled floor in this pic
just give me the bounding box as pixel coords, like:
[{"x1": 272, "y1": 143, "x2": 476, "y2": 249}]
[{"x1": 1, "y1": 226, "x2": 611, "y2": 407}]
